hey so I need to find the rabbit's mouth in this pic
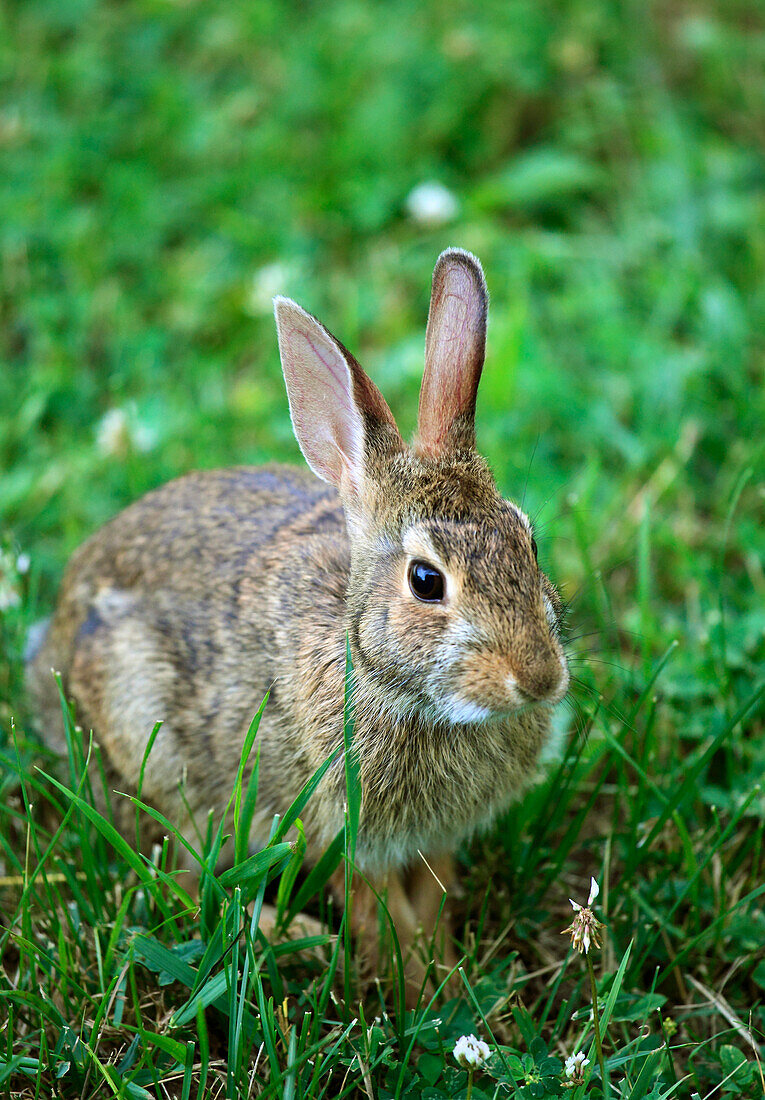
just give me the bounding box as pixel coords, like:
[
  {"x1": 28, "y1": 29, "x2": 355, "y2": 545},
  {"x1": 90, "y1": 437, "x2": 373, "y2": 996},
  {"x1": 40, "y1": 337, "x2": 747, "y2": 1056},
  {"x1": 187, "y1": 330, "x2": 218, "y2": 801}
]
[{"x1": 429, "y1": 679, "x2": 566, "y2": 727}]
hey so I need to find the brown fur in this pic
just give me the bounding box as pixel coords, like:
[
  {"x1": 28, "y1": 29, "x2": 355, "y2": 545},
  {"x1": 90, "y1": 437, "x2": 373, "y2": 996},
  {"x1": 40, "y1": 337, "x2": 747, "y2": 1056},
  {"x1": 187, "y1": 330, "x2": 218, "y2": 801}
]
[{"x1": 26, "y1": 249, "x2": 569, "y2": 1005}]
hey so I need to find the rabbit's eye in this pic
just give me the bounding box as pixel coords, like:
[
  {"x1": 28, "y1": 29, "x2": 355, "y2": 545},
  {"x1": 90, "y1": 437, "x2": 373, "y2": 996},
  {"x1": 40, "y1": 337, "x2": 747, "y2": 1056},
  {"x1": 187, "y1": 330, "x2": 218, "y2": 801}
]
[
  {"x1": 531, "y1": 536, "x2": 538, "y2": 562},
  {"x1": 408, "y1": 560, "x2": 445, "y2": 602}
]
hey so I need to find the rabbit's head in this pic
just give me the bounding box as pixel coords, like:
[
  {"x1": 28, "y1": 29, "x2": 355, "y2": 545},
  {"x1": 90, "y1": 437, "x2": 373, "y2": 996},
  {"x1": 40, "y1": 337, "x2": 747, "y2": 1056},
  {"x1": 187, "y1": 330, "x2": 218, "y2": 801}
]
[{"x1": 274, "y1": 249, "x2": 568, "y2": 726}]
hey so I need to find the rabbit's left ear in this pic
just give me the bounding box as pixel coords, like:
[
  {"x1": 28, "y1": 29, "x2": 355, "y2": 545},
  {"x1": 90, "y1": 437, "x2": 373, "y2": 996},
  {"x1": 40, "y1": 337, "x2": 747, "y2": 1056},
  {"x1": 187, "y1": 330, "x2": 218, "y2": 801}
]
[
  {"x1": 417, "y1": 248, "x2": 488, "y2": 454},
  {"x1": 274, "y1": 297, "x2": 402, "y2": 498}
]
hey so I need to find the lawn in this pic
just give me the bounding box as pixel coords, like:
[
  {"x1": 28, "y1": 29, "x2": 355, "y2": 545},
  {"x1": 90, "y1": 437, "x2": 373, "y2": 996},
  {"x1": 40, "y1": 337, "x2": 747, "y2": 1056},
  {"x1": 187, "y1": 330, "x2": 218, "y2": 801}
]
[{"x1": 1, "y1": 0, "x2": 764, "y2": 1096}]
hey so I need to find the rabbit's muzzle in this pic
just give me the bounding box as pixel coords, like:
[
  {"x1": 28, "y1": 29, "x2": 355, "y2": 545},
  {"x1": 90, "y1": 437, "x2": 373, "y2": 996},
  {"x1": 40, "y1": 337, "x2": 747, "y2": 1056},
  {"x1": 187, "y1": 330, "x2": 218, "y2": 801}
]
[
  {"x1": 425, "y1": 605, "x2": 569, "y2": 724},
  {"x1": 448, "y1": 643, "x2": 569, "y2": 718}
]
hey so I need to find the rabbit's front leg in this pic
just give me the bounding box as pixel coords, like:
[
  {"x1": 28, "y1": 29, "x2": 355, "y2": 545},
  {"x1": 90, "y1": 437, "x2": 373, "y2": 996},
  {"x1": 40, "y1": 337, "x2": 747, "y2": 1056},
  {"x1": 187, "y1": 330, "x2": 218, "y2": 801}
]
[
  {"x1": 405, "y1": 854, "x2": 460, "y2": 995},
  {"x1": 331, "y1": 862, "x2": 454, "y2": 1006},
  {"x1": 330, "y1": 865, "x2": 419, "y2": 1000}
]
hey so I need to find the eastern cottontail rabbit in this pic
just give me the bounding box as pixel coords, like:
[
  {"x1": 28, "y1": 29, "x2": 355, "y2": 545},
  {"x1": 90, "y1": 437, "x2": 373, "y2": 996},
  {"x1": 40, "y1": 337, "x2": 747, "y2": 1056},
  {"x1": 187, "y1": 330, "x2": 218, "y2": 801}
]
[{"x1": 26, "y1": 249, "x2": 569, "y2": 999}]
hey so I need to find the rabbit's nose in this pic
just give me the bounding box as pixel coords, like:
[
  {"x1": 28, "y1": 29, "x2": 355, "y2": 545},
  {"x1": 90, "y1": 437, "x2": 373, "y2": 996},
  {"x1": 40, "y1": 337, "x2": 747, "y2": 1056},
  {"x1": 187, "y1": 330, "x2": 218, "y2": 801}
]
[{"x1": 513, "y1": 653, "x2": 568, "y2": 704}]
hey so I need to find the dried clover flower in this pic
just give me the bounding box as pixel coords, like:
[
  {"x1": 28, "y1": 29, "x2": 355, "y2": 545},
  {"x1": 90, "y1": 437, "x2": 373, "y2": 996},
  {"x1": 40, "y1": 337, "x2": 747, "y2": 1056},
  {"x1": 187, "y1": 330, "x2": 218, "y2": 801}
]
[{"x1": 563, "y1": 876, "x2": 604, "y2": 954}]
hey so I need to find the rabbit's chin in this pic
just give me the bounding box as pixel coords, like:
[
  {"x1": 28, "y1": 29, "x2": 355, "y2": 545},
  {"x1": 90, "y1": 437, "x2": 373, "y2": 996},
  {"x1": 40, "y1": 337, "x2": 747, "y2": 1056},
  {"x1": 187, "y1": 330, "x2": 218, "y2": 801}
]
[
  {"x1": 435, "y1": 695, "x2": 493, "y2": 725},
  {"x1": 429, "y1": 693, "x2": 540, "y2": 727}
]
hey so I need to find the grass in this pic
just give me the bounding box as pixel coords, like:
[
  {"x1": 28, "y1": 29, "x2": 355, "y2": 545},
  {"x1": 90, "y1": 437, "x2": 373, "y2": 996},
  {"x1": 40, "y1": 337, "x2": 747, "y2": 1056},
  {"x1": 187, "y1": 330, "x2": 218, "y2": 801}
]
[{"x1": 1, "y1": 0, "x2": 764, "y2": 1095}]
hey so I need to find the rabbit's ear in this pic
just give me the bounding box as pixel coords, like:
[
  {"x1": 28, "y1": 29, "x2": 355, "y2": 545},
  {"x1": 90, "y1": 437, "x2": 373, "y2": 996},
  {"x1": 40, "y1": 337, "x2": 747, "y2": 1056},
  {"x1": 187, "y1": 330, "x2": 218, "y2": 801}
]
[
  {"x1": 274, "y1": 297, "x2": 401, "y2": 495},
  {"x1": 418, "y1": 248, "x2": 488, "y2": 453}
]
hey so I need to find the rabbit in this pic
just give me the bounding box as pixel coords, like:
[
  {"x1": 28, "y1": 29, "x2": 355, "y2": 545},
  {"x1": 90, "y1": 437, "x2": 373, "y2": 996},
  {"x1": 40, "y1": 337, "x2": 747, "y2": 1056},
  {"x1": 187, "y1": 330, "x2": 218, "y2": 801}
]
[{"x1": 26, "y1": 248, "x2": 569, "y2": 1002}]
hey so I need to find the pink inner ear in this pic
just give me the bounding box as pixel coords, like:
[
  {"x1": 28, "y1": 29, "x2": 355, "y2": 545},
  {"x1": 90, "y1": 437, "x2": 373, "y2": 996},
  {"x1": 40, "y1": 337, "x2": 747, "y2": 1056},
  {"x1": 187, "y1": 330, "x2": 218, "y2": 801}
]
[
  {"x1": 275, "y1": 299, "x2": 366, "y2": 489},
  {"x1": 419, "y1": 251, "x2": 487, "y2": 451},
  {"x1": 428, "y1": 284, "x2": 474, "y2": 436}
]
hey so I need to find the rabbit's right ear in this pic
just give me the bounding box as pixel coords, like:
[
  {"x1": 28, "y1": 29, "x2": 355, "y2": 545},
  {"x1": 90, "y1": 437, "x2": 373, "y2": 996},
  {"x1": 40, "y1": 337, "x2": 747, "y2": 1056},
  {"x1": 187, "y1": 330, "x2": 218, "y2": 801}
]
[{"x1": 274, "y1": 298, "x2": 402, "y2": 497}]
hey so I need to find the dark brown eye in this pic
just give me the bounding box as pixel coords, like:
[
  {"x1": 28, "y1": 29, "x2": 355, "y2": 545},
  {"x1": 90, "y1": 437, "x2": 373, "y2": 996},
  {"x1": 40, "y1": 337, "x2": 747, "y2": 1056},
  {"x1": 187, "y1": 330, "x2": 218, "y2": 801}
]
[
  {"x1": 408, "y1": 560, "x2": 445, "y2": 602},
  {"x1": 531, "y1": 536, "x2": 538, "y2": 562}
]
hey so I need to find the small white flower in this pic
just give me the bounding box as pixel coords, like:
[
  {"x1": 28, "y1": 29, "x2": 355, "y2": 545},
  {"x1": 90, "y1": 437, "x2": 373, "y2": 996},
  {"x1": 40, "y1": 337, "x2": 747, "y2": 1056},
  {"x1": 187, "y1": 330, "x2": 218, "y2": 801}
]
[
  {"x1": 16, "y1": 553, "x2": 30, "y2": 574},
  {"x1": 564, "y1": 1051, "x2": 589, "y2": 1079},
  {"x1": 405, "y1": 181, "x2": 459, "y2": 226},
  {"x1": 247, "y1": 262, "x2": 292, "y2": 316},
  {"x1": 453, "y1": 1033, "x2": 490, "y2": 1070},
  {"x1": 96, "y1": 408, "x2": 129, "y2": 456},
  {"x1": 96, "y1": 406, "x2": 155, "y2": 457}
]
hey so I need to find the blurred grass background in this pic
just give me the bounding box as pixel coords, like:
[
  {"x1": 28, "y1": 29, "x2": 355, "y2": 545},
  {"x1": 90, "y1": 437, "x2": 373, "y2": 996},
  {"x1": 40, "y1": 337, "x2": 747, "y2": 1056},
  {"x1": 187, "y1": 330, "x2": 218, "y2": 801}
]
[
  {"x1": 1, "y1": 0, "x2": 764, "y2": 1093},
  {"x1": 2, "y1": 0, "x2": 762, "y2": 592}
]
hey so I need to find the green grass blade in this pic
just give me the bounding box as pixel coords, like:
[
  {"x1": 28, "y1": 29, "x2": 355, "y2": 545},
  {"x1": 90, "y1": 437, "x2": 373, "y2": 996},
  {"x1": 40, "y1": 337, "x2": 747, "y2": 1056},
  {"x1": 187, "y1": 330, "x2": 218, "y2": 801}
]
[{"x1": 234, "y1": 696, "x2": 267, "y2": 865}]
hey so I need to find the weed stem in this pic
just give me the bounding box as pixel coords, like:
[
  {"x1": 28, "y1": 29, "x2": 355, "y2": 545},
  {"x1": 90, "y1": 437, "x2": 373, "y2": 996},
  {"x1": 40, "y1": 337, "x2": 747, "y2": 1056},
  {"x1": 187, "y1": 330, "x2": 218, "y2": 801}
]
[{"x1": 587, "y1": 951, "x2": 608, "y2": 1097}]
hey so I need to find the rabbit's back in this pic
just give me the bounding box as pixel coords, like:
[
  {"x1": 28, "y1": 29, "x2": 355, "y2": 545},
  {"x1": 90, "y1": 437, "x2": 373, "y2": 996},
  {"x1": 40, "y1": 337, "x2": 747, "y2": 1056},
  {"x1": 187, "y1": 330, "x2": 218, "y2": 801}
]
[
  {"x1": 26, "y1": 465, "x2": 350, "y2": 850},
  {"x1": 65, "y1": 465, "x2": 340, "y2": 596}
]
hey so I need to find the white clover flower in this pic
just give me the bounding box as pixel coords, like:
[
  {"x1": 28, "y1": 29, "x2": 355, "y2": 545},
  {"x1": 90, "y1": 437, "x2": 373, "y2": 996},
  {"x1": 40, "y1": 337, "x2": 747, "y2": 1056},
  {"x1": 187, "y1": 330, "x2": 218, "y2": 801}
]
[
  {"x1": 247, "y1": 261, "x2": 292, "y2": 316},
  {"x1": 96, "y1": 406, "x2": 155, "y2": 457},
  {"x1": 563, "y1": 876, "x2": 604, "y2": 954},
  {"x1": 453, "y1": 1033, "x2": 490, "y2": 1070},
  {"x1": 405, "y1": 181, "x2": 459, "y2": 226},
  {"x1": 564, "y1": 1050, "x2": 589, "y2": 1079},
  {"x1": 96, "y1": 408, "x2": 129, "y2": 456}
]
